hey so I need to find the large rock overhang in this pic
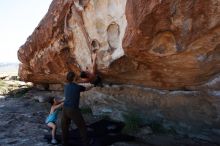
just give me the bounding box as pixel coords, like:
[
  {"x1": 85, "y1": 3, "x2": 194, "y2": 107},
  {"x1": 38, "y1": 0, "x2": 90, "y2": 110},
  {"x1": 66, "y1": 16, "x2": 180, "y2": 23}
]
[{"x1": 18, "y1": 0, "x2": 220, "y2": 89}]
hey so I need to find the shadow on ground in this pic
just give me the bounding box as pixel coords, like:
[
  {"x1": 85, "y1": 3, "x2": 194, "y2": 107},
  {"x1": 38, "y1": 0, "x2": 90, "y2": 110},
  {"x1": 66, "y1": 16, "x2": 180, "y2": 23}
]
[{"x1": 44, "y1": 119, "x2": 135, "y2": 146}]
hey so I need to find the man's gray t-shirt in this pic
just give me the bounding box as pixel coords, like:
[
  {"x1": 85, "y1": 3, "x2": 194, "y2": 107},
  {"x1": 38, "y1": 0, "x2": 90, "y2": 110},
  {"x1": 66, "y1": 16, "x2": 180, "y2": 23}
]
[{"x1": 64, "y1": 82, "x2": 86, "y2": 108}]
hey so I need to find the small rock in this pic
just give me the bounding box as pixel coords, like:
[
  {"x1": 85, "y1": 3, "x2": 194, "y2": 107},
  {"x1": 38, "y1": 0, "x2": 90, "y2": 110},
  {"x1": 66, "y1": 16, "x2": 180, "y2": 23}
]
[
  {"x1": 0, "y1": 74, "x2": 8, "y2": 80},
  {"x1": 7, "y1": 140, "x2": 18, "y2": 144},
  {"x1": 4, "y1": 76, "x2": 17, "y2": 81},
  {"x1": 49, "y1": 84, "x2": 63, "y2": 91},
  {"x1": 0, "y1": 95, "x2": 6, "y2": 99},
  {"x1": 9, "y1": 76, "x2": 18, "y2": 80},
  {"x1": 212, "y1": 129, "x2": 220, "y2": 135},
  {"x1": 134, "y1": 126, "x2": 153, "y2": 143},
  {"x1": 102, "y1": 108, "x2": 113, "y2": 113},
  {"x1": 87, "y1": 127, "x2": 94, "y2": 132},
  {"x1": 43, "y1": 129, "x2": 49, "y2": 133},
  {"x1": 34, "y1": 96, "x2": 51, "y2": 103},
  {"x1": 107, "y1": 124, "x2": 117, "y2": 130},
  {"x1": 188, "y1": 134, "x2": 212, "y2": 142},
  {"x1": 0, "y1": 104, "x2": 5, "y2": 108},
  {"x1": 35, "y1": 84, "x2": 48, "y2": 90},
  {"x1": 110, "y1": 142, "x2": 146, "y2": 146}
]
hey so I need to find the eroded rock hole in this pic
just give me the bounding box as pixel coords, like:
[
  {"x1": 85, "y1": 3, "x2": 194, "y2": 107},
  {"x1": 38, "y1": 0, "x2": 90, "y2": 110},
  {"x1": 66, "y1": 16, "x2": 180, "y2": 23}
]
[
  {"x1": 79, "y1": 0, "x2": 90, "y2": 7},
  {"x1": 107, "y1": 23, "x2": 120, "y2": 52},
  {"x1": 91, "y1": 40, "x2": 100, "y2": 51},
  {"x1": 60, "y1": 47, "x2": 70, "y2": 55},
  {"x1": 153, "y1": 46, "x2": 166, "y2": 54},
  {"x1": 60, "y1": 47, "x2": 73, "y2": 65}
]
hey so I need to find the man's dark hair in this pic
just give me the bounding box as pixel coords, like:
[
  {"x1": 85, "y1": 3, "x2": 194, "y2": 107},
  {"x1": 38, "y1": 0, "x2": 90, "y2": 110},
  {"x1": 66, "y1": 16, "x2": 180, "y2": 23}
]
[
  {"x1": 80, "y1": 71, "x2": 88, "y2": 78},
  {"x1": 66, "y1": 71, "x2": 75, "y2": 82}
]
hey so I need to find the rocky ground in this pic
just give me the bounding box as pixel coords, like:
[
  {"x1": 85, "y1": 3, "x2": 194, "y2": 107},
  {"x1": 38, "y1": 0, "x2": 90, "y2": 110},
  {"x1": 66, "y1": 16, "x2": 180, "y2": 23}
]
[
  {"x1": 0, "y1": 95, "x2": 50, "y2": 146},
  {"x1": 0, "y1": 96, "x2": 218, "y2": 146},
  {"x1": 0, "y1": 85, "x2": 220, "y2": 146},
  {"x1": 0, "y1": 92, "x2": 138, "y2": 146}
]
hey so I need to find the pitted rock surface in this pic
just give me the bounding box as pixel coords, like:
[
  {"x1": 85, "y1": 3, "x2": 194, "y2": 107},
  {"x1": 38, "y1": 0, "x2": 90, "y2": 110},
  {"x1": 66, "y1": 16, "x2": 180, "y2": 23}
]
[{"x1": 18, "y1": 0, "x2": 220, "y2": 89}]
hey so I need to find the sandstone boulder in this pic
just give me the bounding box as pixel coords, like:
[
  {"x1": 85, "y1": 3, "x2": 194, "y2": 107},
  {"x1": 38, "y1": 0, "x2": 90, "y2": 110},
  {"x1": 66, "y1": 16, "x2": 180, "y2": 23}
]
[{"x1": 18, "y1": 0, "x2": 220, "y2": 89}]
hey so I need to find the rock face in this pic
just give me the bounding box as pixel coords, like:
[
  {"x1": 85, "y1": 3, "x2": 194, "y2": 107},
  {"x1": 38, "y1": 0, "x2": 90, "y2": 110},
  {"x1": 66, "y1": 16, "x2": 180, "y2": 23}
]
[
  {"x1": 81, "y1": 86, "x2": 220, "y2": 136},
  {"x1": 18, "y1": 0, "x2": 220, "y2": 89}
]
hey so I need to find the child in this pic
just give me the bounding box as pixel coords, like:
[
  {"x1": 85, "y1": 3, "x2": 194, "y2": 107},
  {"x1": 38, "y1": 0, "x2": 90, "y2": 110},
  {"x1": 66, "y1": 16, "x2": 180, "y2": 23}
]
[{"x1": 45, "y1": 97, "x2": 64, "y2": 144}]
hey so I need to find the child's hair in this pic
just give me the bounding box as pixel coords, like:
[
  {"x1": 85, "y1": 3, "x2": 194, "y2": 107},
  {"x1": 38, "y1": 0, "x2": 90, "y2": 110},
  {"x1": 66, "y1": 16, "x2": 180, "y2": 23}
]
[
  {"x1": 80, "y1": 71, "x2": 88, "y2": 78},
  {"x1": 49, "y1": 98, "x2": 55, "y2": 105}
]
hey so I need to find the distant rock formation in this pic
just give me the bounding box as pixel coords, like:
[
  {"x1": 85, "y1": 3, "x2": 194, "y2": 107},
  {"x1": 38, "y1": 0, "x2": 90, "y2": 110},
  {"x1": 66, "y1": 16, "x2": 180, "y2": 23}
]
[
  {"x1": 0, "y1": 63, "x2": 18, "y2": 75},
  {"x1": 18, "y1": 0, "x2": 220, "y2": 89}
]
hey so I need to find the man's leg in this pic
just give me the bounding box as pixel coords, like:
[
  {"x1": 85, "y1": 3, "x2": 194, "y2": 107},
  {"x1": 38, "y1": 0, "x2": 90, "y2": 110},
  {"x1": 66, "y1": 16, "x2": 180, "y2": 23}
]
[
  {"x1": 66, "y1": 109, "x2": 88, "y2": 146},
  {"x1": 61, "y1": 109, "x2": 70, "y2": 146}
]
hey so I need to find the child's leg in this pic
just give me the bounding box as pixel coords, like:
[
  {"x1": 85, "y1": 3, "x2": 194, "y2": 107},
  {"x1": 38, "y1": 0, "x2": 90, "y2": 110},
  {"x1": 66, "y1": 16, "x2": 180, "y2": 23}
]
[{"x1": 47, "y1": 122, "x2": 56, "y2": 139}]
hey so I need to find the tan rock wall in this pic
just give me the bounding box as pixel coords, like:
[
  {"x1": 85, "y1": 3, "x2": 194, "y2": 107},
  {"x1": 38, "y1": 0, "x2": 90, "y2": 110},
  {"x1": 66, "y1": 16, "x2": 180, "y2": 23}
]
[
  {"x1": 18, "y1": 0, "x2": 220, "y2": 89},
  {"x1": 81, "y1": 86, "x2": 220, "y2": 131}
]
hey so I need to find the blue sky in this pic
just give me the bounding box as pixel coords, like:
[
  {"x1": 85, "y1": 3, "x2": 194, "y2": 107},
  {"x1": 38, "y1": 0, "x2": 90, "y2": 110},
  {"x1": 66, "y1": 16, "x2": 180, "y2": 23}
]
[{"x1": 0, "y1": 0, "x2": 52, "y2": 63}]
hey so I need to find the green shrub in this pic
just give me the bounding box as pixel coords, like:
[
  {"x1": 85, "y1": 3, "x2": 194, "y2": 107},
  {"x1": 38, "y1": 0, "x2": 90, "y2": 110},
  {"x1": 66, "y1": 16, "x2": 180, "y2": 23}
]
[
  {"x1": 122, "y1": 111, "x2": 142, "y2": 133},
  {"x1": 9, "y1": 87, "x2": 31, "y2": 98},
  {"x1": 149, "y1": 122, "x2": 177, "y2": 134},
  {"x1": 100, "y1": 114, "x2": 110, "y2": 120},
  {"x1": 80, "y1": 106, "x2": 92, "y2": 114},
  {"x1": 149, "y1": 122, "x2": 166, "y2": 133},
  {"x1": 0, "y1": 80, "x2": 6, "y2": 87}
]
